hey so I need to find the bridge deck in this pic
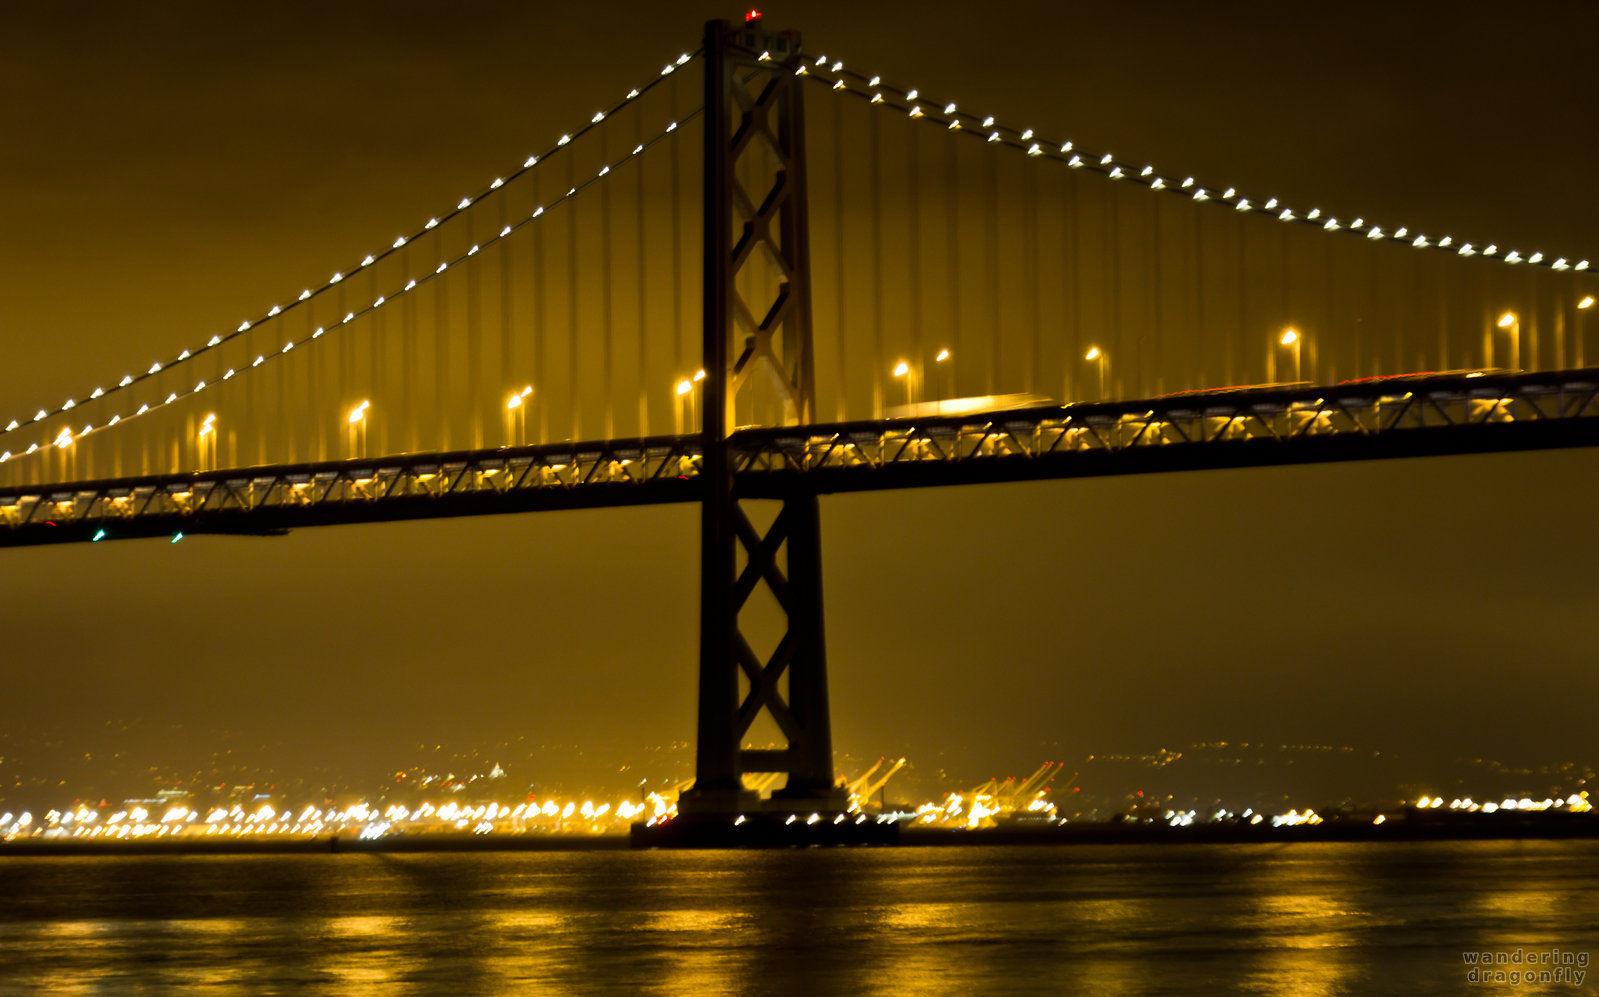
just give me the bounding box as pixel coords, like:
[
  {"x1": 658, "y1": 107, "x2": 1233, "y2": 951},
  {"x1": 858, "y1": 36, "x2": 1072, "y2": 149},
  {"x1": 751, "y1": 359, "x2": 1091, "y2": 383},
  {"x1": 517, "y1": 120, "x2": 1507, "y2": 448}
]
[{"x1": 4, "y1": 369, "x2": 1598, "y2": 547}]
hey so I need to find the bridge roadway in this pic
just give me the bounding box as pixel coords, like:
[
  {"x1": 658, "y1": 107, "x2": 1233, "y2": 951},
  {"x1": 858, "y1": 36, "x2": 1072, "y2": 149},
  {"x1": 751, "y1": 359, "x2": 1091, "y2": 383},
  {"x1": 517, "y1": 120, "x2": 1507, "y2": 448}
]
[{"x1": 3, "y1": 369, "x2": 1599, "y2": 547}]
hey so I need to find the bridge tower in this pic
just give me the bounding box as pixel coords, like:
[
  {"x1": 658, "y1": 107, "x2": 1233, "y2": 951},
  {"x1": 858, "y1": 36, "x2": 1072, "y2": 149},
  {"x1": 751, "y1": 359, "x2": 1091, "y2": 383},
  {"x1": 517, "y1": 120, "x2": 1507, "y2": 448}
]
[{"x1": 677, "y1": 15, "x2": 847, "y2": 820}]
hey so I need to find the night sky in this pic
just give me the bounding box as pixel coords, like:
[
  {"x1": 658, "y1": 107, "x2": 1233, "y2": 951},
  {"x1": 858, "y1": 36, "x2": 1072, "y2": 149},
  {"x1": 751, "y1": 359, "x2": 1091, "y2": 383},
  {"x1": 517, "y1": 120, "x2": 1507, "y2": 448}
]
[{"x1": 2, "y1": 1, "x2": 1596, "y2": 799}]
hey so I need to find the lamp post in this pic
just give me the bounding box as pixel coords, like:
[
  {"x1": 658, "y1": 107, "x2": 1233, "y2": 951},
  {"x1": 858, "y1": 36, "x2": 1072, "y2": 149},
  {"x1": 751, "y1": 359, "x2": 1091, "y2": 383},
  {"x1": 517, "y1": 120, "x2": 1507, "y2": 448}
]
[
  {"x1": 1578, "y1": 295, "x2": 1595, "y2": 367},
  {"x1": 892, "y1": 360, "x2": 916, "y2": 410},
  {"x1": 1279, "y1": 328, "x2": 1302, "y2": 382},
  {"x1": 198, "y1": 413, "x2": 217, "y2": 471},
  {"x1": 347, "y1": 399, "x2": 370, "y2": 458},
  {"x1": 506, "y1": 386, "x2": 532, "y2": 446},
  {"x1": 1085, "y1": 346, "x2": 1107, "y2": 400},
  {"x1": 675, "y1": 370, "x2": 705, "y2": 434},
  {"x1": 1497, "y1": 312, "x2": 1520, "y2": 371},
  {"x1": 934, "y1": 348, "x2": 952, "y2": 402}
]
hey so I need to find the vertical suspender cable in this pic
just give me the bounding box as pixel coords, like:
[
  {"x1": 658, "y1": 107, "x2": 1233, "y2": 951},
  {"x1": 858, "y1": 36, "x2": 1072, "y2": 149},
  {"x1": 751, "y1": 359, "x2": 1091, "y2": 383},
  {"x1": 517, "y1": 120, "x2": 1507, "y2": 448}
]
[
  {"x1": 869, "y1": 109, "x2": 884, "y2": 418},
  {"x1": 601, "y1": 129, "x2": 614, "y2": 440},
  {"x1": 946, "y1": 130, "x2": 961, "y2": 405},
  {"x1": 670, "y1": 72, "x2": 684, "y2": 391},
  {"x1": 1065, "y1": 169, "x2": 1078, "y2": 402},
  {"x1": 405, "y1": 245, "x2": 419, "y2": 453},
  {"x1": 371, "y1": 268, "x2": 384, "y2": 456},
  {"x1": 833, "y1": 89, "x2": 847, "y2": 421},
  {"x1": 434, "y1": 232, "x2": 450, "y2": 452},
  {"x1": 985, "y1": 146, "x2": 999, "y2": 395},
  {"x1": 1230, "y1": 212, "x2": 1243, "y2": 385},
  {"x1": 1024, "y1": 160, "x2": 1038, "y2": 395},
  {"x1": 1193, "y1": 205, "x2": 1205, "y2": 389},
  {"x1": 1109, "y1": 183, "x2": 1121, "y2": 396},
  {"x1": 907, "y1": 119, "x2": 921, "y2": 405},
  {"x1": 534, "y1": 172, "x2": 548, "y2": 444},
  {"x1": 568, "y1": 153, "x2": 581, "y2": 442},
  {"x1": 1152, "y1": 195, "x2": 1163, "y2": 395},
  {"x1": 500, "y1": 191, "x2": 514, "y2": 443},
  {"x1": 468, "y1": 212, "x2": 483, "y2": 449},
  {"x1": 637, "y1": 108, "x2": 649, "y2": 437},
  {"x1": 1436, "y1": 255, "x2": 1448, "y2": 371}
]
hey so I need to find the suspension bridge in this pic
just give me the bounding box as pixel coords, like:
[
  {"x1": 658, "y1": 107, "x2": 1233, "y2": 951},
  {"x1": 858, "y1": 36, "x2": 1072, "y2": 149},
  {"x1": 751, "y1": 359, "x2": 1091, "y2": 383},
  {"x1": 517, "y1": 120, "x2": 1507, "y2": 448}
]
[{"x1": 2, "y1": 15, "x2": 1594, "y2": 831}]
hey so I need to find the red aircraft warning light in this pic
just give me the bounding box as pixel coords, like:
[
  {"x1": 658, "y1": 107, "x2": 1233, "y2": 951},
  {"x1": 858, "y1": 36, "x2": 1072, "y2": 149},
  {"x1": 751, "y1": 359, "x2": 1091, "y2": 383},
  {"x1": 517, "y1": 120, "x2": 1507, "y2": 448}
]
[{"x1": 746, "y1": 9, "x2": 762, "y2": 24}]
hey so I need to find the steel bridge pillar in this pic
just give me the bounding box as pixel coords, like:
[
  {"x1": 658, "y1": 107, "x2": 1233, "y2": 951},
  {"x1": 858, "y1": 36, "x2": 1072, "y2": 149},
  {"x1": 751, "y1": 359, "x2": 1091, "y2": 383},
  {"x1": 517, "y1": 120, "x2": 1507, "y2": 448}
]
[{"x1": 679, "y1": 17, "x2": 845, "y2": 818}]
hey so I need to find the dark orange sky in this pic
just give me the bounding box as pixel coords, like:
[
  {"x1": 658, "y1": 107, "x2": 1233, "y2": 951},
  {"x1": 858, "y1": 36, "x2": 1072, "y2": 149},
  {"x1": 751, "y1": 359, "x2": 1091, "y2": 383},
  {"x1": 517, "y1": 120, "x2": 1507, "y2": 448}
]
[{"x1": 1, "y1": 1, "x2": 1596, "y2": 799}]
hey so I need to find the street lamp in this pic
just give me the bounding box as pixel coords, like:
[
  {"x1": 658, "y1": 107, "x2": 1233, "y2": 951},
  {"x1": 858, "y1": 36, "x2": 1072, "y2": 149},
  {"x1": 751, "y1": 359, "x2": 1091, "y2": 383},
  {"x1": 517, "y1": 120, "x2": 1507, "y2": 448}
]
[
  {"x1": 934, "y1": 348, "x2": 952, "y2": 400},
  {"x1": 1496, "y1": 312, "x2": 1520, "y2": 371},
  {"x1": 198, "y1": 413, "x2": 217, "y2": 470},
  {"x1": 347, "y1": 399, "x2": 370, "y2": 457},
  {"x1": 1278, "y1": 328, "x2": 1302, "y2": 382},
  {"x1": 892, "y1": 360, "x2": 915, "y2": 408},
  {"x1": 1578, "y1": 296, "x2": 1595, "y2": 367},
  {"x1": 1085, "y1": 346, "x2": 1108, "y2": 400},
  {"x1": 675, "y1": 370, "x2": 705, "y2": 434},
  {"x1": 506, "y1": 385, "x2": 532, "y2": 446}
]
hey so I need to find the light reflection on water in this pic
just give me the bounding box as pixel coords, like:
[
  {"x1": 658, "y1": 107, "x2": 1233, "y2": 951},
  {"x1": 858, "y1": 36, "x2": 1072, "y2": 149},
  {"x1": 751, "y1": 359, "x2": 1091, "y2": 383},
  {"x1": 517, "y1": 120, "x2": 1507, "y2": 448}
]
[{"x1": 0, "y1": 841, "x2": 1594, "y2": 995}]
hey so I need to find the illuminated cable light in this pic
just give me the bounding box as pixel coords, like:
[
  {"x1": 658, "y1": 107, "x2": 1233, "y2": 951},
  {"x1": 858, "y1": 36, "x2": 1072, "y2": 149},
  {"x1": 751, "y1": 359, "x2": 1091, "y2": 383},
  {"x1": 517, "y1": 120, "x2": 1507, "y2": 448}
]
[
  {"x1": 61, "y1": 399, "x2": 75, "y2": 411},
  {"x1": 906, "y1": 89, "x2": 919, "y2": 100},
  {"x1": 3, "y1": 420, "x2": 15, "y2": 431},
  {"x1": 343, "y1": 312, "x2": 356, "y2": 323},
  {"x1": 223, "y1": 369, "x2": 235, "y2": 379},
  {"x1": 1027, "y1": 143, "x2": 1042, "y2": 156},
  {"x1": 1367, "y1": 226, "x2": 1383, "y2": 239},
  {"x1": 1484, "y1": 244, "x2": 1498, "y2": 256},
  {"x1": 1458, "y1": 243, "x2": 1475, "y2": 256},
  {"x1": 109, "y1": 415, "x2": 120, "y2": 425},
  {"x1": 1264, "y1": 197, "x2": 1278, "y2": 209},
  {"x1": 252, "y1": 356, "x2": 265, "y2": 367},
  {"x1": 833, "y1": 80, "x2": 846, "y2": 90},
  {"x1": 148, "y1": 362, "x2": 162, "y2": 374},
  {"x1": 908, "y1": 105, "x2": 923, "y2": 117},
  {"x1": 982, "y1": 115, "x2": 994, "y2": 127},
  {"x1": 1324, "y1": 218, "x2": 1340, "y2": 231},
  {"x1": 33, "y1": 409, "x2": 47, "y2": 422},
  {"x1": 869, "y1": 75, "x2": 881, "y2": 86},
  {"x1": 1068, "y1": 155, "x2": 1083, "y2": 167},
  {"x1": 1108, "y1": 166, "x2": 1124, "y2": 179},
  {"x1": 1413, "y1": 235, "x2": 1428, "y2": 247},
  {"x1": 468, "y1": 243, "x2": 482, "y2": 254},
  {"x1": 137, "y1": 404, "x2": 149, "y2": 414},
  {"x1": 558, "y1": 134, "x2": 571, "y2": 146},
  {"x1": 1505, "y1": 250, "x2": 1522, "y2": 263},
  {"x1": 870, "y1": 93, "x2": 883, "y2": 103},
  {"x1": 1235, "y1": 198, "x2": 1250, "y2": 210},
  {"x1": 1439, "y1": 236, "x2": 1452, "y2": 247},
  {"x1": 632, "y1": 144, "x2": 643, "y2": 155},
  {"x1": 1578, "y1": 260, "x2": 1591, "y2": 271},
  {"x1": 164, "y1": 392, "x2": 177, "y2": 404},
  {"x1": 425, "y1": 217, "x2": 439, "y2": 229},
  {"x1": 1151, "y1": 177, "x2": 1165, "y2": 190},
  {"x1": 987, "y1": 131, "x2": 1001, "y2": 142},
  {"x1": 1552, "y1": 258, "x2": 1569, "y2": 270},
  {"x1": 1100, "y1": 153, "x2": 1113, "y2": 165},
  {"x1": 1279, "y1": 209, "x2": 1294, "y2": 221},
  {"x1": 944, "y1": 102, "x2": 957, "y2": 114},
  {"x1": 831, "y1": 61, "x2": 842, "y2": 72},
  {"x1": 436, "y1": 262, "x2": 448, "y2": 273},
  {"x1": 1192, "y1": 189, "x2": 1209, "y2": 201},
  {"x1": 500, "y1": 225, "x2": 512, "y2": 237}
]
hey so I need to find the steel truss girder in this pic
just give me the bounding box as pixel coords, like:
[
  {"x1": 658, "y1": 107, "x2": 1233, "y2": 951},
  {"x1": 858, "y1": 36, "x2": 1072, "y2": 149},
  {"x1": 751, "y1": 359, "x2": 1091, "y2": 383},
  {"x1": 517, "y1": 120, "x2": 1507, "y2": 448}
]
[
  {"x1": 7, "y1": 370, "x2": 1599, "y2": 545},
  {"x1": 0, "y1": 436, "x2": 700, "y2": 545}
]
